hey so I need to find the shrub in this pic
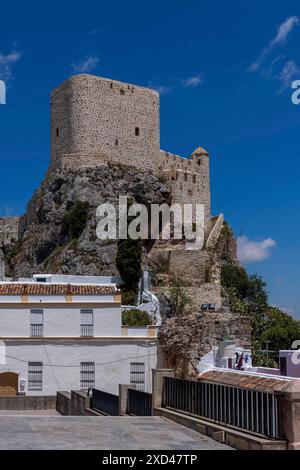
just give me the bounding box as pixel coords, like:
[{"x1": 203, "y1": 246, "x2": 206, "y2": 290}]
[
  {"x1": 157, "y1": 175, "x2": 167, "y2": 184},
  {"x1": 169, "y1": 277, "x2": 190, "y2": 316},
  {"x1": 122, "y1": 309, "x2": 152, "y2": 326},
  {"x1": 121, "y1": 289, "x2": 138, "y2": 306},
  {"x1": 62, "y1": 201, "x2": 89, "y2": 239}
]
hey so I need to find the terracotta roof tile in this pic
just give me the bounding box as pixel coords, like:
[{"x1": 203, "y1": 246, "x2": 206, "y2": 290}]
[
  {"x1": 0, "y1": 284, "x2": 117, "y2": 296},
  {"x1": 200, "y1": 370, "x2": 291, "y2": 393}
]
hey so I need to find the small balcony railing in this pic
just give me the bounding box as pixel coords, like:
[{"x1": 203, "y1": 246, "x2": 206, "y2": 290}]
[
  {"x1": 30, "y1": 324, "x2": 43, "y2": 337},
  {"x1": 81, "y1": 324, "x2": 94, "y2": 337}
]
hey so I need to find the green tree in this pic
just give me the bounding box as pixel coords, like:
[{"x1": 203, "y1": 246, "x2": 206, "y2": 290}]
[
  {"x1": 62, "y1": 201, "x2": 89, "y2": 240},
  {"x1": 221, "y1": 262, "x2": 300, "y2": 367},
  {"x1": 116, "y1": 237, "x2": 143, "y2": 293}
]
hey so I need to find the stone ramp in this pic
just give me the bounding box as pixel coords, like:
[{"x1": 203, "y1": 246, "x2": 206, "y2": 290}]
[{"x1": 0, "y1": 416, "x2": 232, "y2": 450}]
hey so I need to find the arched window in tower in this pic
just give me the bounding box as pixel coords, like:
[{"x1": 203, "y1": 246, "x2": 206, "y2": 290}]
[
  {"x1": 56, "y1": 128, "x2": 59, "y2": 138},
  {"x1": 135, "y1": 127, "x2": 140, "y2": 136}
]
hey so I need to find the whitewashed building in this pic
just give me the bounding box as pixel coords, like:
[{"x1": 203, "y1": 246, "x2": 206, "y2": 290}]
[{"x1": 0, "y1": 274, "x2": 159, "y2": 396}]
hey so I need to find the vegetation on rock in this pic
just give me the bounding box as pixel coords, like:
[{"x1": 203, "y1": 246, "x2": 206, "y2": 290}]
[
  {"x1": 62, "y1": 201, "x2": 89, "y2": 240},
  {"x1": 221, "y1": 262, "x2": 300, "y2": 367},
  {"x1": 6, "y1": 165, "x2": 170, "y2": 278},
  {"x1": 160, "y1": 277, "x2": 191, "y2": 319}
]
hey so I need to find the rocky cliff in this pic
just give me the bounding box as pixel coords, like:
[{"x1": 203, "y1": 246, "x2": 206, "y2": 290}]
[
  {"x1": 5, "y1": 163, "x2": 170, "y2": 278},
  {"x1": 1, "y1": 162, "x2": 251, "y2": 378}
]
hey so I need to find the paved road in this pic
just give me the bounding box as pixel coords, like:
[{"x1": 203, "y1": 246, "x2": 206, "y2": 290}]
[{"x1": 0, "y1": 416, "x2": 232, "y2": 450}]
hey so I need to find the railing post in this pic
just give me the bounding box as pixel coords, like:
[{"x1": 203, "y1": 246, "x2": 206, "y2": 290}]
[
  {"x1": 279, "y1": 379, "x2": 300, "y2": 449},
  {"x1": 152, "y1": 368, "x2": 174, "y2": 414},
  {"x1": 119, "y1": 384, "x2": 136, "y2": 416}
]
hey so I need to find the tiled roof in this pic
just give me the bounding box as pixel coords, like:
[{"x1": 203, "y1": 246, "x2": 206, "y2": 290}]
[
  {"x1": 200, "y1": 369, "x2": 291, "y2": 393},
  {"x1": 0, "y1": 283, "x2": 117, "y2": 296}
]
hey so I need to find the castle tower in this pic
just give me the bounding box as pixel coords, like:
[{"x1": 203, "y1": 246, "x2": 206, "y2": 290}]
[
  {"x1": 50, "y1": 73, "x2": 212, "y2": 233},
  {"x1": 50, "y1": 74, "x2": 160, "y2": 171}
]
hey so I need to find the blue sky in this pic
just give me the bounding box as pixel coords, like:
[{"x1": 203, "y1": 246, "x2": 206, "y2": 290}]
[{"x1": 0, "y1": 0, "x2": 300, "y2": 317}]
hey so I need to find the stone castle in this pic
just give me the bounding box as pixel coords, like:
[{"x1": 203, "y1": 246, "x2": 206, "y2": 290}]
[
  {"x1": 1, "y1": 74, "x2": 223, "y2": 285},
  {"x1": 0, "y1": 74, "x2": 250, "y2": 374},
  {"x1": 50, "y1": 74, "x2": 211, "y2": 229}
]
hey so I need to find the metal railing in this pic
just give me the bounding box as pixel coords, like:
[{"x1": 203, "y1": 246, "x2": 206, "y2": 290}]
[
  {"x1": 80, "y1": 324, "x2": 94, "y2": 337},
  {"x1": 91, "y1": 388, "x2": 119, "y2": 416},
  {"x1": 30, "y1": 324, "x2": 43, "y2": 337},
  {"x1": 127, "y1": 388, "x2": 152, "y2": 416},
  {"x1": 163, "y1": 377, "x2": 281, "y2": 439}
]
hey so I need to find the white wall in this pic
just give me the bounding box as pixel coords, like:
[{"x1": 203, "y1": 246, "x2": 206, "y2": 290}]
[
  {"x1": 0, "y1": 305, "x2": 121, "y2": 337},
  {"x1": 0, "y1": 339, "x2": 159, "y2": 395},
  {"x1": 127, "y1": 327, "x2": 148, "y2": 337}
]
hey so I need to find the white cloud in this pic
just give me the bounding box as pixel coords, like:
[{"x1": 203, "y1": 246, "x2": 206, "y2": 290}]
[
  {"x1": 237, "y1": 235, "x2": 276, "y2": 264},
  {"x1": 148, "y1": 74, "x2": 203, "y2": 94},
  {"x1": 71, "y1": 55, "x2": 99, "y2": 73},
  {"x1": 182, "y1": 75, "x2": 203, "y2": 87},
  {"x1": 151, "y1": 84, "x2": 173, "y2": 95},
  {"x1": 0, "y1": 50, "x2": 22, "y2": 80},
  {"x1": 271, "y1": 16, "x2": 299, "y2": 46},
  {"x1": 280, "y1": 306, "x2": 295, "y2": 316},
  {"x1": 249, "y1": 16, "x2": 299, "y2": 72},
  {"x1": 277, "y1": 60, "x2": 300, "y2": 91}
]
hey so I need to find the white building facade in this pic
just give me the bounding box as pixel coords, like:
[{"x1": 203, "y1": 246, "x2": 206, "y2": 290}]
[{"x1": 0, "y1": 275, "x2": 159, "y2": 396}]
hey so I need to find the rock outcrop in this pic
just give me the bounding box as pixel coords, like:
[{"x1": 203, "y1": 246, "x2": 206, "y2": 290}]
[
  {"x1": 1, "y1": 161, "x2": 251, "y2": 379},
  {"x1": 7, "y1": 163, "x2": 170, "y2": 278}
]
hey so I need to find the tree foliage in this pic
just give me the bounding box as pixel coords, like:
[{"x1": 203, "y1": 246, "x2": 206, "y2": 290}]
[
  {"x1": 62, "y1": 201, "x2": 89, "y2": 240},
  {"x1": 221, "y1": 263, "x2": 300, "y2": 367},
  {"x1": 116, "y1": 237, "x2": 143, "y2": 293}
]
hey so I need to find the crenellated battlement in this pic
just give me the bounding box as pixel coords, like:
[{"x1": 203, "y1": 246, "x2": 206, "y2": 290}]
[{"x1": 50, "y1": 74, "x2": 211, "y2": 229}]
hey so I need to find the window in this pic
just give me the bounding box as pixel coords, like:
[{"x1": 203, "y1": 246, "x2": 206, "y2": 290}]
[
  {"x1": 115, "y1": 139, "x2": 118, "y2": 146},
  {"x1": 280, "y1": 356, "x2": 287, "y2": 376},
  {"x1": 30, "y1": 309, "x2": 43, "y2": 337},
  {"x1": 56, "y1": 128, "x2": 59, "y2": 137},
  {"x1": 80, "y1": 362, "x2": 95, "y2": 390},
  {"x1": 135, "y1": 127, "x2": 140, "y2": 136},
  {"x1": 193, "y1": 175, "x2": 196, "y2": 183},
  {"x1": 35, "y1": 277, "x2": 47, "y2": 283},
  {"x1": 28, "y1": 362, "x2": 43, "y2": 390},
  {"x1": 130, "y1": 362, "x2": 145, "y2": 391},
  {"x1": 80, "y1": 309, "x2": 94, "y2": 337}
]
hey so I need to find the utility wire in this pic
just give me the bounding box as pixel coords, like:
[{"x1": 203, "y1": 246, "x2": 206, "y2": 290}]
[{"x1": 0, "y1": 350, "x2": 163, "y2": 368}]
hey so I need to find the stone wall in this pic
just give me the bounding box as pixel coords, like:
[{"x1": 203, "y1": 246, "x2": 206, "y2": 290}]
[
  {"x1": 157, "y1": 148, "x2": 211, "y2": 229},
  {"x1": 0, "y1": 395, "x2": 56, "y2": 410},
  {"x1": 50, "y1": 74, "x2": 160, "y2": 173},
  {"x1": 50, "y1": 74, "x2": 212, "y2": 231},
  {"x1": 160, "y1": 311, "x2": 252, "y2": 378},
  {"x1": 0, "y1": 217, "x2": 20, "y2": 248},
  {"x1": 168, "y1": 250, "x2": 211, "y2": 286}
]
